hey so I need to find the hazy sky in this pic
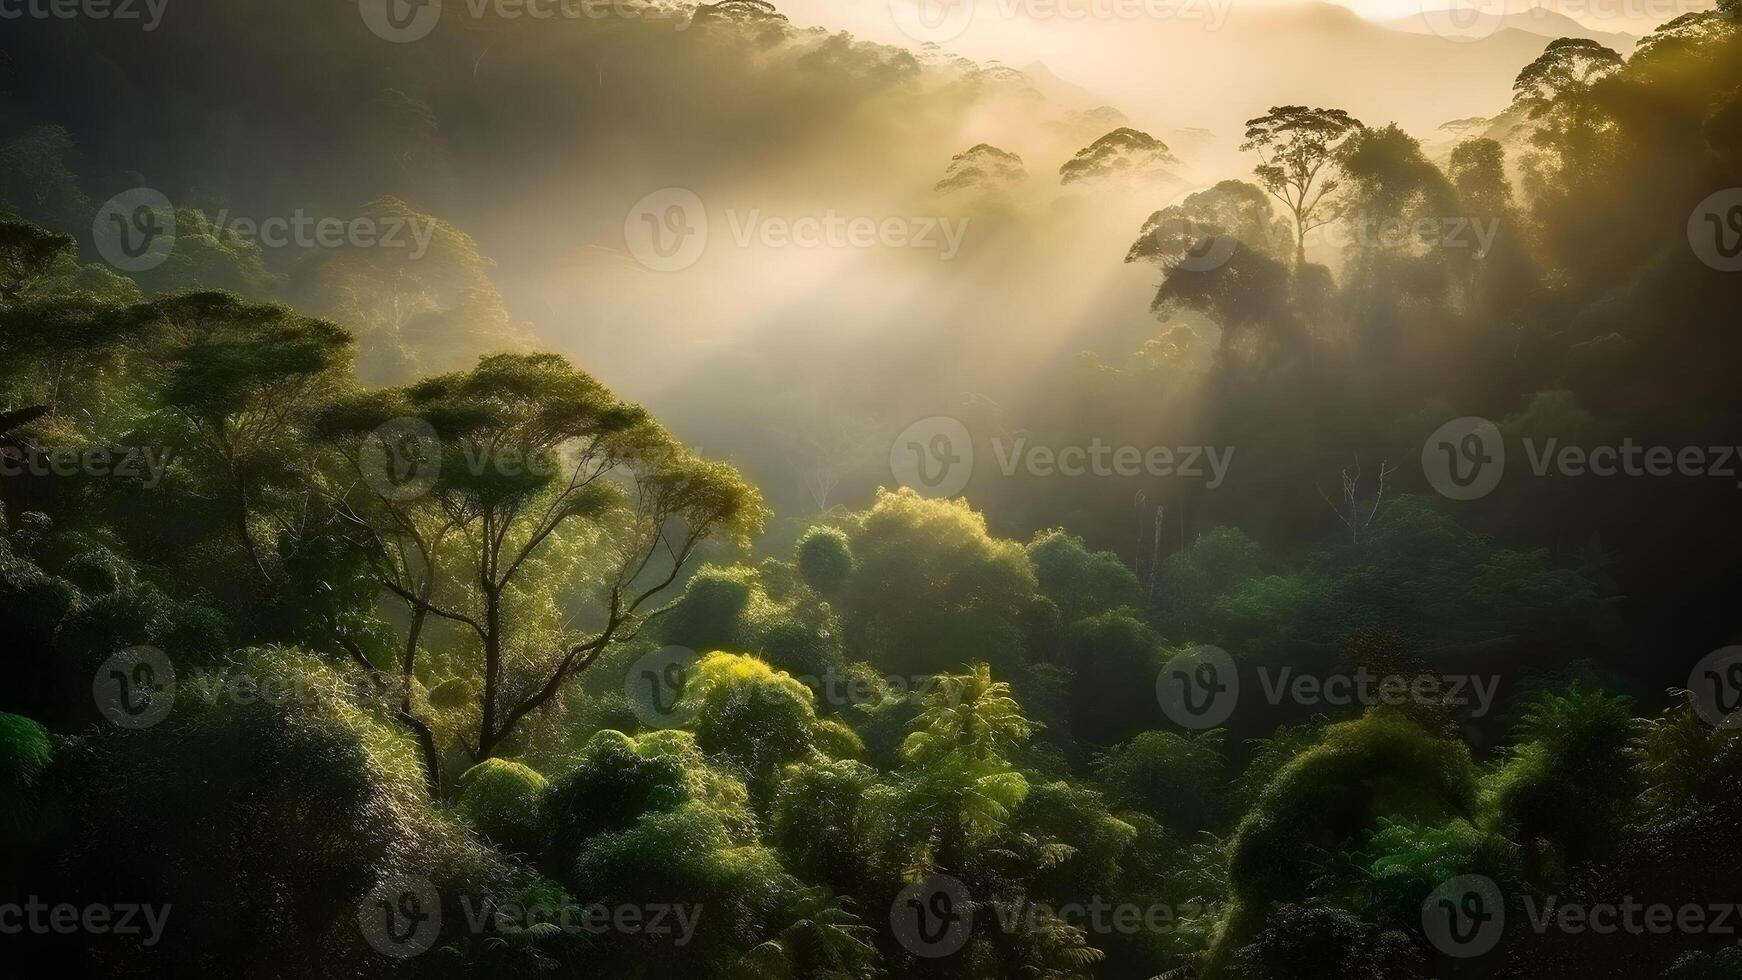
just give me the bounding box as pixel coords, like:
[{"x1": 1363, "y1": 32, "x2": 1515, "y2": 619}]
[{"x1": 777, "y1": 0, "x2": 1712, "y2": 49}]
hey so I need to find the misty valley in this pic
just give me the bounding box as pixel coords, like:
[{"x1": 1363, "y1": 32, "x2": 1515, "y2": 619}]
[{"x1": 2, "y1": 0, "x2": 1742, "y2": 978}]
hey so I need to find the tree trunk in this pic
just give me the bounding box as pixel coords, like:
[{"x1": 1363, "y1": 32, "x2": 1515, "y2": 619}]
[
  {"x1": 232, "y1": 476, "x2": 274, "y2": 585},
  {"x1": 400, "y1": 598, "x2": 443, "y2": 798},
  {"x1": 478, "y1": 582, "x2": 502, "y2": 758}
]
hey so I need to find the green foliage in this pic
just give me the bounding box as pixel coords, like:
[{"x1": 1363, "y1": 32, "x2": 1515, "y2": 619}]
[
  {"x1": 901, "y1": 662, "x2": 1037, "y2": 766},
  {"x1": 428, "y1": 677, "x2": 475, "y2": 709},
  {"x1": 1229, "y1": 902, "x2": 1426, "y2": 980},
  {"x1": 837, "y1": 663, "x2": 1045, "y2": 885},
  {"x1": 1634, "y1": 697, "x2": 1742, "y2": 819},
  {"x1": 1093, "y1": 730, "x2": 1228, "y2": 834},
  {"x1": 545, "y1": 729, "x2": 824, "y2": 975},
  {"x1": 1213, "y1": 711, "x2": 1478, "y2": 971},
  {"x1": 1483, "y1": 683, "x2": 1638, "y2": 881},
  {"x1": 661, "y1": 563, "x2": 767, "y2": 651},
  {"x1": 454, "y1": 758, "x2": 551, "y2": 857},
  {"x1": 0, "y1": 127, "x2": 90, "y2": 233},
  {"x1": 315, "y1": 351, "x2": 768, "y2": 776},
  {"x1": 134, "y1": 208, "x2": 278, "y2": 298},
  {"x1": 660, "y1": 565, "x2": 848, "y2": 712},
  {"x1": 1012, "y1": 780, "x2": 1138, "y2": 898},
  {"x1": 770, "y1": 754, "x2": 880, "y2": 889},
  {"x1": 0, "y1": 219, "x2": 75, "y2": 303},
  {"x1": 1025, "y1": 528, "x2": 1139, "y2": 624},
  {"x1": 4, "y1": 13, "x2": 1741, "y2": 978},
  {"x1": 34, "y1": 646, "x2": 513, "y2": 975},
  {"x1": 1341, "y1": 817, "x2": 1517, "y2": 926},
  {"x1": 795, "y1": 524, "x2": 855, "y2": 595},
  {"x1": 0, "y1": 712, "x2": 52, "y2": 838},
  {"x1": 1159, "y1": 499, "x2": 1610, "y2": 655},
  {"x1": 1059, "y1": 610, "x2": 1164, "y2": 745},
  {"x1": 841, "y1": 683, "x2": 922, "y2": 768},
  {"x1": 0, "y1": 509, "x2": 228, "y2": 725},
  {"x1": 566, "y1": 802, "x2": 802, "y2": 973},
  {"x1": 545, "y1": 728, "x2": 756, "y2": 863},
  {"x1": 839, "y1": 489, "x2": 1038, "y2": 677},
  {"x1": 732, "y1": 885, "x2": 880, "y2": 980},
  {"x1": 681, "y1": 652, "x2": 831, "y2": 798},
  {"x1": 1159, "y1": 526, "x2": 1274, "y2": 639},
  {"x1": 292, "y1": 197, "x2": 527, "y2": 384},
  {"x1": 0, "y1": 294, "x2": 150, "y2": 419}
]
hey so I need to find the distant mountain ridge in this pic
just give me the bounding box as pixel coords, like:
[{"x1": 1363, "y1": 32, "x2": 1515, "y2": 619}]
[{"x1": 1380, "y1": 4, "x2": 1640, "y2": 49}]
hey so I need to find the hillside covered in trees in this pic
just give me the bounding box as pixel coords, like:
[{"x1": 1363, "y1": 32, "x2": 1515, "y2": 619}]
[{"x1": 3, "y1": 1, "x2": 1742, "y2": 978}]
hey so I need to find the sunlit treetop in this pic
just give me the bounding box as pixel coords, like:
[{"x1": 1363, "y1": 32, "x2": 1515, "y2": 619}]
[
  {"x1": 1240, "y1": 106, "x2": 1365, "y2": 264},
  {"x1": 1125, "y1": 179, "x2": 1283, "y2": 268},
  {"x1": 1511, "y1": 37, "x2": 1623, "y2": 118},
  {"x1": 935, "y1": 143, "x2": 1028, "y2": 196},
  {"x1": 1058, "y1": 128, "x2": 1180, "y2": 186}
]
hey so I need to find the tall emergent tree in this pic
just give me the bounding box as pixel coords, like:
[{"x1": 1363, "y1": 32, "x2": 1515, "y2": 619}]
[
  {"x1": 144, "y1": 292, "x2": 356, "y2": 587},
  {"x1": 319, "y1": 352, "x2": 765, "y2": 792},
  {"x1": 1240, "y1": 105, "x2": 1365, "y2": 267},
  {"x1": 1511, "y1": 37, "x2": 1623, "y2": 182}
]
